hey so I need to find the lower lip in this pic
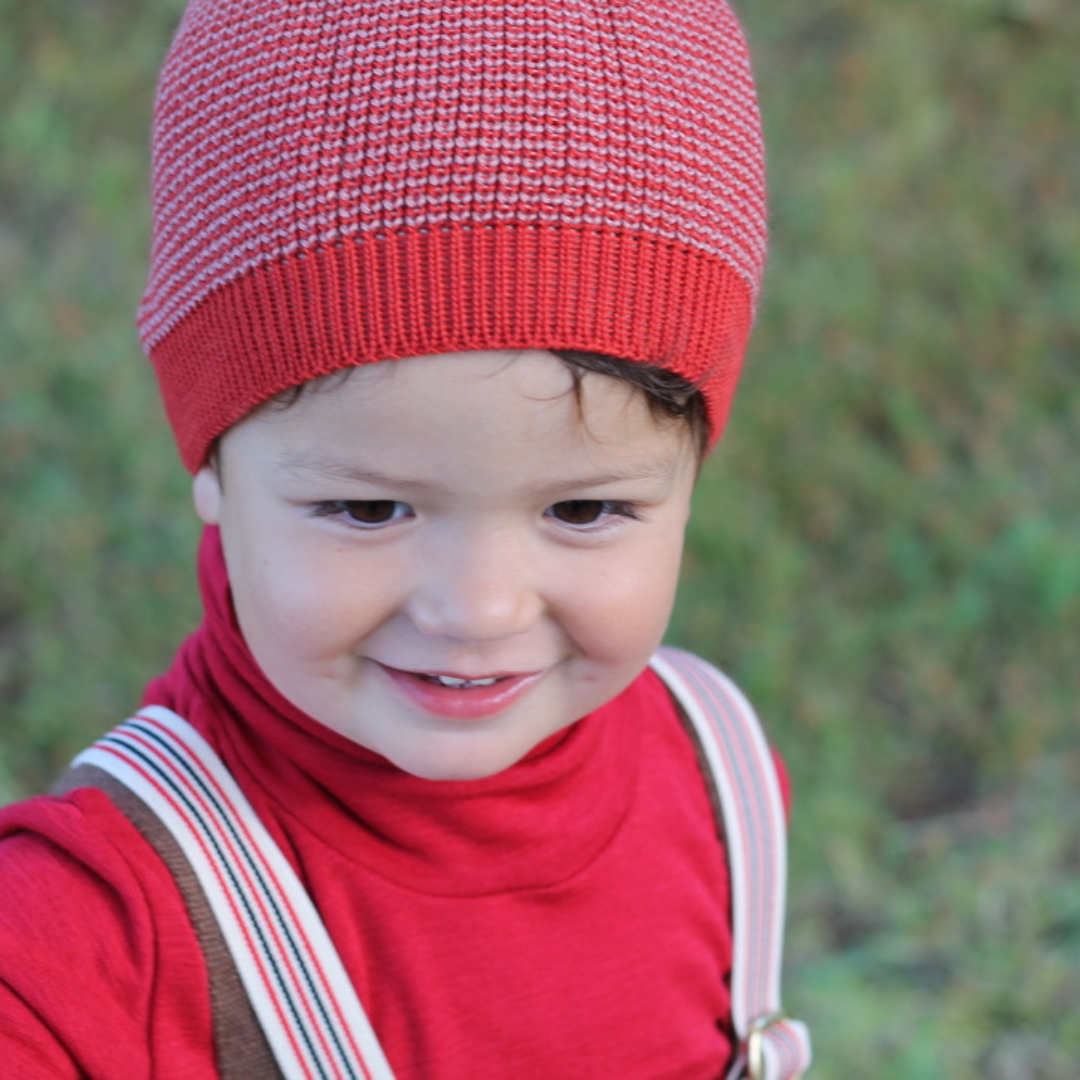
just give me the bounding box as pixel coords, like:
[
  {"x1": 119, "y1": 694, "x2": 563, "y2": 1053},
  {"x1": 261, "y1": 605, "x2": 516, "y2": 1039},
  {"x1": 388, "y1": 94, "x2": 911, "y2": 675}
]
[{"x1": 376, "y1": 665, "x2": 545, "y2": 721}]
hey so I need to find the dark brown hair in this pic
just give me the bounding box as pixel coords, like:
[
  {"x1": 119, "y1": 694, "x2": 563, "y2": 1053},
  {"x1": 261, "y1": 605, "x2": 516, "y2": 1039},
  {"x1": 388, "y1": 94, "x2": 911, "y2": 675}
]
[{"x1": 551, "y1": 350, "x2": 708, "y2": 460}]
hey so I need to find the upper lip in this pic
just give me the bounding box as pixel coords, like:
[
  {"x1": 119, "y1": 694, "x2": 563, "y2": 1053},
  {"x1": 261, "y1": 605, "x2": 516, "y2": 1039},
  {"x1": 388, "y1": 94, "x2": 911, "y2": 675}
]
[{"x1": 378, "y1": 662, "x2": 538, "y2": 680}]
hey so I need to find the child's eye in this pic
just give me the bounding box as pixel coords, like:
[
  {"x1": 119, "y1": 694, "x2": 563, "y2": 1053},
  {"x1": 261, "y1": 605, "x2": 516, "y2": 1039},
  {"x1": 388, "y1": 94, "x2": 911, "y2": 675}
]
[
  {"x1": 547, "y1": 500, "x2": 641, "y2": 527},
  {"x1": 312, "y1": 500, "x2": 412, "y2": 527}
]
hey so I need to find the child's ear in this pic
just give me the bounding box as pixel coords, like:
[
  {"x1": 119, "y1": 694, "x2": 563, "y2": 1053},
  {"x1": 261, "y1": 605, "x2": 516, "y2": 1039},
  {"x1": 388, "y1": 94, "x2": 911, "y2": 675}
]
[{"x1": 192, "y1": 463, "x2": 223, "y2": 525}]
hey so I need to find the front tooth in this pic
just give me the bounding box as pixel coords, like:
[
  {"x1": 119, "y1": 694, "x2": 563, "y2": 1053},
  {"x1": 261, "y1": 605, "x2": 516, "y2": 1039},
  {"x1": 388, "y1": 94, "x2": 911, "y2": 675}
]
[{"x1": 436, "y1": 675, "x2": 498, "y2": 688}]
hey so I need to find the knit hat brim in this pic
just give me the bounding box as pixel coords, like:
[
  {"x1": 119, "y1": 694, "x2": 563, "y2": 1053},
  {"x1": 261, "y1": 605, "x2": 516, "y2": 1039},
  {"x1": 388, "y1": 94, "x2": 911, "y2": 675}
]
[{"x1": 154, "y1": 222, "x2": 752, "y2": 471}]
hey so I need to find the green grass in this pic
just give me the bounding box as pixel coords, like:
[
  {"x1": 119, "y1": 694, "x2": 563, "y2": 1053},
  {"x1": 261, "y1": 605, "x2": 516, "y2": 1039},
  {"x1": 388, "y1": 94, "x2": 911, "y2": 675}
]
[{"x1": 3, "y1": 2, "x2": 1078, "y2": 1075}]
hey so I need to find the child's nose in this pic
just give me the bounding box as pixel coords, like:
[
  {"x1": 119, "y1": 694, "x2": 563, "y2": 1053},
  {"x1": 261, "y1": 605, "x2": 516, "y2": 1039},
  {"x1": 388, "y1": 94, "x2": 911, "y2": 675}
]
[{"x1": 408, "y1": 531, "x2": 542, "y2": 643}]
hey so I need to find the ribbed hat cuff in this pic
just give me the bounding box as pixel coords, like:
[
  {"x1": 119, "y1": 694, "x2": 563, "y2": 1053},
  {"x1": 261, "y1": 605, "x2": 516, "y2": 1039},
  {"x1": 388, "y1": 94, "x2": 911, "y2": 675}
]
[{"x1": 148, "y1": 223, "x2": 753, "y2": 472}]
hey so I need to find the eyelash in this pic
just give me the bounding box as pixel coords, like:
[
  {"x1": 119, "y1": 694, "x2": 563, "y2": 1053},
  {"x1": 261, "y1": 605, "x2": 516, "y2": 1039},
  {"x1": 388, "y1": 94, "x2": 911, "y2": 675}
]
[
  {"x1": 546, "y1": 500, "x2": 643, "y2": 528},
  {"x1": 309, "y1": 499, "x2": 643, "y2": 531},
  {"x1": 310, "y1": 500, "x2": 412, "y2": 527}
]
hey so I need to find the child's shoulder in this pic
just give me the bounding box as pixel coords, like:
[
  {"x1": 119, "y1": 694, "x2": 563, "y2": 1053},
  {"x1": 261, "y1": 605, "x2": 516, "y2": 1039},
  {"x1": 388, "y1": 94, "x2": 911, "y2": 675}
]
[
  {"x1": 0, "y1": 785, "x2": 213, "y2": 1072},
  {"x1": 1, "y1": 780, "x2": 150, "y2": 883},
  {"x1": 0, "y1": 783, "x2": 171, "y2": 956}
]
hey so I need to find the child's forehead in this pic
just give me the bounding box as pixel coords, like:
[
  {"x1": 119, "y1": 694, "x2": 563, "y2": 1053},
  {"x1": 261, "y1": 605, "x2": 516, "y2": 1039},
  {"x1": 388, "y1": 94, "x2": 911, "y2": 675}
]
[
  {"x1": 232, "y1": 350, "x2": 692, "y2": 476},
  {"x1": 264, "y1": 349, "x2": 570, "y2": 406},
  {"x1": 290, "y1": 349, "x2": 570, "y2": 394},
  {"x1": 255, "y1": 350, "x2": 632, "y2": 430}
]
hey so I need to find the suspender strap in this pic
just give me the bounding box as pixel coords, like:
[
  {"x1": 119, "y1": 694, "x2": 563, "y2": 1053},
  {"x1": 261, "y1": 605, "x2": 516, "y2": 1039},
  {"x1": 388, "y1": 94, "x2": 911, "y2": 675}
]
[
  {"x1": 650, "y1": 648, "x2": 812, "y2": 1080},
  {"x1": 53, "y1": 763, "x2": 280, "y2": 1079},
  {"x1": 73, "y1": 706, "x2": 395, "y2": 1080}
]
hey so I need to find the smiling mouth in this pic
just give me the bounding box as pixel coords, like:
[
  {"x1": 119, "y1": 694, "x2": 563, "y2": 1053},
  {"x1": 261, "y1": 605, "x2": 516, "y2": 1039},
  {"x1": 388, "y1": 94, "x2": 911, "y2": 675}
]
[{"x1": 376, "y1": 663, "x2": 545, "y2": 720}]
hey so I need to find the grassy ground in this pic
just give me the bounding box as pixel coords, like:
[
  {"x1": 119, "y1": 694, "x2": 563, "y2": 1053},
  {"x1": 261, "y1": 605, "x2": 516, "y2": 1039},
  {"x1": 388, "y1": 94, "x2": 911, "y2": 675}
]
[{"x1": 2, "y1": 2, "x2": 1078, "y2": 1075}]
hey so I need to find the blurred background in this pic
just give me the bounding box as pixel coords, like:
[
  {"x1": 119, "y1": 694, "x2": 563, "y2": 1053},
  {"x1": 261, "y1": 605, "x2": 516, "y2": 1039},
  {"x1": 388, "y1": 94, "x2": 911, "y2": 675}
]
[{"x1": 2, "y1": 1, "x2": 1078, "y2": 1075}]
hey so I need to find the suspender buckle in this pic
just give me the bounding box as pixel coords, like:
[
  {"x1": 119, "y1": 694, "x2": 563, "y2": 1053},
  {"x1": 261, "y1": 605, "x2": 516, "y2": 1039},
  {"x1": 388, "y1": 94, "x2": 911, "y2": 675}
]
[{"x1": 747, "y1": 1011, "x2": 788, "y2": 1080}]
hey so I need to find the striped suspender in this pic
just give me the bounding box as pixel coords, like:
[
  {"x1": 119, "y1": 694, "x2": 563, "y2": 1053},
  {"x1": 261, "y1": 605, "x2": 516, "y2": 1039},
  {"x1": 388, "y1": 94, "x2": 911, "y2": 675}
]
[
  {"x1": 651, "y1": 648, "x2": 812, "y2": 1080},
  {"x1": 73, "y1": 706, "x2": 394, "y2": 1080},
  {"x1": 74, "y1": 653, "x2": 811, "y2": 1079}
]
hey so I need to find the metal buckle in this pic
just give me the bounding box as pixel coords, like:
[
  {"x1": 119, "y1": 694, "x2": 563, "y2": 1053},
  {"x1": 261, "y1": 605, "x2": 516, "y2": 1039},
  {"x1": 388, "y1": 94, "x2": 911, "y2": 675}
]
[{"x1": 746, "y1": 1011, "x2": 787, "y2": 1080}]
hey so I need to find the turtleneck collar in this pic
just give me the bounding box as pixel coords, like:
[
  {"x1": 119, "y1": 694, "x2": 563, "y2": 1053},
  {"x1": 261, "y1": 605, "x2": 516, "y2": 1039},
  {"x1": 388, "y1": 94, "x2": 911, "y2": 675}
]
[{"x1": 142, "y1": 527, "x2": 644, "y2": 897}]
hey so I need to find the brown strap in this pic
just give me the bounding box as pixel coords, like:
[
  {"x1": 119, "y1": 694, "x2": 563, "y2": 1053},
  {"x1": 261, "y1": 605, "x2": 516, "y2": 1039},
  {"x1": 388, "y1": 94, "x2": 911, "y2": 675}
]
[{"x1": 53, "y1": 765, "x2": 282, "y2": 1078}]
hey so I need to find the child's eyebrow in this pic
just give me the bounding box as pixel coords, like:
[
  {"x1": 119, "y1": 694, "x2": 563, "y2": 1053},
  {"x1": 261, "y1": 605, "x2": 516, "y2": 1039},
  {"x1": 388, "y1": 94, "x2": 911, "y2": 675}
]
[
  {"x1": 536, "y1": 456, "x2": 686, "y2": 490},
  {"x1": 274, "y1": 451, "x2": 685, "y2": 491},
  {"x1": 273, "y1": 453, "x2": 429, "y2": 491}
]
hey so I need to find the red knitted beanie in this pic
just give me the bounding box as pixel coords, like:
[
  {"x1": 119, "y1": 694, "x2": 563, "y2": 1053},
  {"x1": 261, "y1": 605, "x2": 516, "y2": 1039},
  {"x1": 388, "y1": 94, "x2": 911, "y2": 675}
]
[{"x1": 139, "y1": 0, "x2": 767, "y2": 471}]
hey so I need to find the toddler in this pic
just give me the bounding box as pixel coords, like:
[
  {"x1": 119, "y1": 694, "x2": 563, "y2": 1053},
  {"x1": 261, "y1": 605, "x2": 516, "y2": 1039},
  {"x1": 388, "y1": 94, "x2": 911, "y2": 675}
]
[{"x1": 0, "y1": 1, "x2": 811, "y2": 1077}]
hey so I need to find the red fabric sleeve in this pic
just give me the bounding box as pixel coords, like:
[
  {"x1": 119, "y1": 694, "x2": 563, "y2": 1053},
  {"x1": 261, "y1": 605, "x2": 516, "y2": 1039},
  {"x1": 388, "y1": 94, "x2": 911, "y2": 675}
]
[{"x1": 0, "y1": 790, "x2": 216, "y2": 1078}]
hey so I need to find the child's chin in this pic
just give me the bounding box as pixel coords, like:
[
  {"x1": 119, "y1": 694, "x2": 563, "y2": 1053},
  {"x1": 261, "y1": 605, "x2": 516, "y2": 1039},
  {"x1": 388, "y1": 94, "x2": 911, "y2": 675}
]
[{"x1": 385, "y1": 734, "x2": 537, "y2": 783}]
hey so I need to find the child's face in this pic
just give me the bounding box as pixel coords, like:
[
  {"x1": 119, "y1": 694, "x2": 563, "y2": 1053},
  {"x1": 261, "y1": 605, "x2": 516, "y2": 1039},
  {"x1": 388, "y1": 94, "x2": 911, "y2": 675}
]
[{"x1": 193, "y1": 349, "x2": 697, "y2": 781}]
